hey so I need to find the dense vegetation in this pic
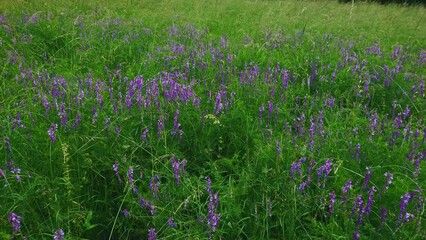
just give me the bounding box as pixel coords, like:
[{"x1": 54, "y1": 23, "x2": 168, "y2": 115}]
[{"x1": 0, "y1": 0, "x2": 425, "y2": 239}]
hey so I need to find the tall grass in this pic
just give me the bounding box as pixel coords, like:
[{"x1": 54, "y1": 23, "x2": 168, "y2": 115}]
[{"x1": 0, "y1": 0, "x2": 425, "y2": 239}]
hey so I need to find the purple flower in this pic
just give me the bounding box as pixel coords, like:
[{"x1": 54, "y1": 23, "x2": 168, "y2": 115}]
[
  {"x1": 148, "y1": 228, "x2": 157, "y2": 240},
  {"x1": 380, "y1": 207, "x2": 387, "y2": 225},
  {"x1": 54, "y1": 229, "x2": 64, "y2": 240},
  {"x1": 342, "y1": 179, "x2": 353, "y2": 203},
  {"x1": 364, "y1": 186, "x2": 376, "y2": 215},
  {"x1": 149, "y1": 174, "x2": 160, "y2": 199},
  {"x1": 259, "y1": 104, "x2": 265, "y2": 122},
  {"x1": 167, "y1": 217, "x2": 177, "y2": 228},
  {"x1": 275, "y1": 141, "x2": 281, "y2": 156},
  {"x1": 290, "y1": 157, "x2": 306, "y2": 181},
  {"x1": 362, "y1": 167, "x2": 372, "y2": 191},
  {"x1": 353, "y1": 230, "x2": 360, "y2": 240},
  {"x1": 352, "y1": 194, "x2": 365, "y2": 226},
  {"x1": 329, "y1": 191, "x2": 336, "y2": 215},
  {"x1": 113, "y1": 161, "x2": 121, "y2": 183},
  {"x1": 58, "y1": 102, "x2": 67, "y2": 126},
  {"x1": 353, "y1": 143, "x2": 361, "y2": 162},
  {"x1": 8, "y1": 212, "x2": 22, "y2": 233},
  {"x1": 122, "y1": 209, "x2": 129, "y2": 217},
  {"x1": 172, "y1": 110, "x2": 181, "y2": 137},
  {"x1": 141, "y1": 128, "x2": 149, "y2": 141},
  {"x1": 206, "y1": 176, "x2": 212, "y2": 192},
  {"x1": 381, "y1": 172, "x2": 393, "y2": 197},
  {"x1": 127, "y1": 167, "x2": 137, "y2": 193},
  {"x1": 399, "y1": 193, "x2": 411, "y2": 223},
  {"x1": 48, "y1": 123, "x2": 58, "y2": 142},
  {"x1": 157, "y1": 116, "x2": 164, "y2": 138},
  {"x1": 403, "y1": 105, "x2": 410, "y2": 118},
  {"x1": 316, "y1": 159, "x2": 333, "y2": 188},
  {"x1": 71, "y1": 112, "x2": 82, "y2": 129}
]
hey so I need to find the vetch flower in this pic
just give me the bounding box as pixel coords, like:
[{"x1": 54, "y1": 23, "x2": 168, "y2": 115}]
[
  {"x1": 8, "y1": 212, "x2": 22, "y2": 233},
  {"x1": 329, "y1": 191, "x2": 336, "y2": 216},
  {"x1": 399, "y1": 192, "x2": 411, "y2": 223},
  {"x1": 127, "y1": 167, "x2": 137, "y2": 193},
  {"x1": 148, "y1": 228, "x2": 156, "y2": 240},
  {"x1": 48, "y1": 123, "x2": 58, "y2": 142},
  {"x1": 342, "y1": 179, "x2": 353, "y2": 204},
  {"x1": 113, "y1": 161, "x2": 121, "y2": 183},
  {"x1": 157, "y1": 116, "x2": 164, "y2": 138},
  {"x1": 364, "y1": 186, "x2": 376, "y2": 216},
  {"x1": 54, "y1": 229, "x2": 64, "y2": 240},
  {"x1": 362, "y1": 167, "x2": 372, "y2": 191},
  {"x1": 380, "y1": 207, "x2": 387, "y2": 225},
  {"x1": 167, "y1": 217, "x2": 177, "y2": 228},
  {"x1": 122, "y1": 209, "x2": 129, "y2": 218},
  {"x1": 149, "y1": 174, "x2": 160, "y2": 199}
]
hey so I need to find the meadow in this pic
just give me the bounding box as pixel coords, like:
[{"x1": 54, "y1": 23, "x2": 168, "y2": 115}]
[{"x1": 0, "y1": 0, "x2": 425, "y2": 239}]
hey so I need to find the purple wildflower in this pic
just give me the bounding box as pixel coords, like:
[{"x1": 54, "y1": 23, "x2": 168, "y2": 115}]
[
  {"x1": 403, "y1": 105, "x2": 410, "y2": 119},
  {"x1": 206, "y1": 176, "x2": 212, "y2": 192},
  {"x1": 352, "y1": 194, "x2": 365, "y2": 226},
  {"x1": 382, "y1": 172, "x2": 393, "y2": 196},
  {"x1": 141, "y1": 128, "x2": 149, "y2": 142},
  {"x1": 71, "y1": 112, "x2": 82, "y2": 129},
  {"x1": 172, "y1": 110, "x2": 181, "y2": 137},
  {"x1": 122, "y1": 209, "x2": 129, "y2": 217},
  {"x1": 353, "y1": 143, "x2": 361, "y2": 162},
  {"x1": 54, "y1": 229, "x2": 64, "y2": 240},
  {"x1": 342, "y1": 179, "x2": 353, "y2": 203},
  {"x1": 58, "y1": 102, "x2": 67, "y2": 126},
  {"x1": 149, "y1": 174, "x2": 160, "y2": 199},
  {"x1": 148, "y1": 228, "x2": 157, "y2": 240},
  {"x1": 275, "y1": 141, "x2": 281, "y2": 156},
  {"x1": 353, "y1": 230, "x2": 360, "y2": 240},
  {"x1": 290, "y1": 157, "x2": 306, "y2": 181},
  {"x1": 362, "y1": 167, "x2": 372, "y2": 191},
  {"x1": 399, "y1": 193, "x2": 411, "y2": 223},
  {"x1": 113, "y1": 161, "x2": 121, "y2": 183},
  {"x1": 157, "y1": 116, "x2": 164, "y2": 138},
  {"x1": 259, "y1": 104, "x2": 265, "y2": 122},
  {"x1": 167, "y1": 217, "x2": 177, "y2": 228},
  {"x1": 316, "y1": 159, "x2": 333, "y2": 188},
  {"x1": 8, "y1": 212, "x2": 22, "y2": 233},
  {"x1": 380, "y1": 207, "x2": 387, "y2": 225},
  {"x1": 48, "y1": 123, "x2": 58, "y2": 142},
  {"x1": 170, "y1": 155, "x2": 186, "y2": 185},
  {"x1": 364, "y1": 186, "x2": 376, "y2": 215},
  {"x1": 329, "y1": 191, "x2": 336, "y2": 216},
  {"x1": 127, "y1": 167, "x2": 137, "y2": 193}
]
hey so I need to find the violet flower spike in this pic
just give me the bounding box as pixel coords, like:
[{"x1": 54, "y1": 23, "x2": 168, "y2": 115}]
[
  {"x1": 329, "y1": 191, "x2": 336, "y2": 216},
  {"x1": 148, "y1": 228, "x2": 157, "y2": 240},
  {"x1": 8, "y1": 212, "x2": 22, "y2": 234},
  {"x1": 54, "y1": 229, "x2": 65, "y2": 240},
  {"x1": 48, "y1": 123, "x2": 58, "y2": 142},
  {"x1": 168, "y1": 217, "x2": 177, "y2": 228},
  {"x1": 362, "y1": 167, "x2": 372, "y2": 191}
]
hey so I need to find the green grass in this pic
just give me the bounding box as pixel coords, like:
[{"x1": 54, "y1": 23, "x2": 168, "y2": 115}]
[{"x1": 0, "y1": 0, "x2": 425, "y2": 239}]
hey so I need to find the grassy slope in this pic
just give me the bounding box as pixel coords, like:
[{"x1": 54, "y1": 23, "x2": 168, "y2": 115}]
[
  {"x1": 0, "y1": 0, "x2": 425, "y2": 239},
  {"x1": 1, "y1": 0, "x2": 425, "y2": 47}
]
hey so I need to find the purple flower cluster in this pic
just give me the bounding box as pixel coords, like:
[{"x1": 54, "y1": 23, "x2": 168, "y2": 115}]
[
  {"x1": 316, "y1": 159, "x2": 333, "y2": 188},
  {"x1": 170, "y1": 155, "x2": 187, "y2": 185},
  {"x1": 8, "y1": 212, "x2": 22, "y2": 234},
  {"x1": 206, "y1": 177, "x2": 220, "y2": 235},
  {"x1": 148, "y1": 228, "x2": 156, "y2": 240},
  {"x1": 149, "y1": 174, "x2": 160, "y2": 199},
  {"x1": 54, "y1": 229, "x2": 64, "y2": 240}
]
